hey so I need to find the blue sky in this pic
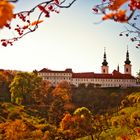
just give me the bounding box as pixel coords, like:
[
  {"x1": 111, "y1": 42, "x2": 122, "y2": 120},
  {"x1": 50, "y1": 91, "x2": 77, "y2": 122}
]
[{"x1": 0, "y1": 0, "x2": 139, "y2": 76}]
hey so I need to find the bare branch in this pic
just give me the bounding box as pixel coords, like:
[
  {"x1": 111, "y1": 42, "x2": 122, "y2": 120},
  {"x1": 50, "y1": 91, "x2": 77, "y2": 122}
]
[
  {"x1": 127, "y1": 9, "x2": 136, "y2": 21},
  {"x1": 8, "y1": 0, "x2": 18, "y2": 2},
  {"x1": 56, "y1": 0, "x2": 77, "y2": 8}
]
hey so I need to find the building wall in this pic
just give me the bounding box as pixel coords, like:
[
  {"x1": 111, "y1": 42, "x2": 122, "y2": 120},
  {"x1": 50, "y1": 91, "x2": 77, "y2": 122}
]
[
  {"x1": 38, "y1": 72, "x2": 72, "y2": 86},
  {"x1": 124, "y1": 64, "x2": 132, "y2": 75},
  {"x1": 38, "y1": 72, "x2": 136, "y2": 88},
  {"x1": 71, "y1": 78, "x2": 136, "y2": 87},
  {"x1": 101, "y1": 66, "x2": 109, "y2": 74}
]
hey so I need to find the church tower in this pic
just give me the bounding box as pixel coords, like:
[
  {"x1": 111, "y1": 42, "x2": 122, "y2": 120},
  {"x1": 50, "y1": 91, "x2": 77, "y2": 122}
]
[
  {"x1": 124, "y1": 48, "x2": 131, "y2": 75},
  {"x1": 101, "y1": 48, "x2": 109, "y2": 74}
]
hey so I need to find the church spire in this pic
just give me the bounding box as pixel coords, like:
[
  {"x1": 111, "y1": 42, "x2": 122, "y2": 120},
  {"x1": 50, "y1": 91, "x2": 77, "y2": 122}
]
[
  {"x1": 101, "y1": 48, "x2": 109, "y2": 74},
  {"x1": 102, "y1": 47, "x2": 108, "y2": 66},
  {"x1": 124, "y1": 47, "x2": 132, "y2": 75},
  {"x1": 124, "y1": 47, "x2": 131, "y2": 65}
]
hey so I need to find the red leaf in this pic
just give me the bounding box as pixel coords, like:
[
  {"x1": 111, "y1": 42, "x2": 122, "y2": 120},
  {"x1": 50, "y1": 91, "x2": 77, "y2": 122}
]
[
  {"x1": 2, "y1": 42, "x2": 7, "y2": 47},
  {"x1": 38, "y1": 5, "x2": 50, "y2": 17},
  {"x1": 48, "y1": 5, "x2": 53, "y2": 11},
  {"x1": 54, "y1": 0, "x2": 59, "y2": 4}
]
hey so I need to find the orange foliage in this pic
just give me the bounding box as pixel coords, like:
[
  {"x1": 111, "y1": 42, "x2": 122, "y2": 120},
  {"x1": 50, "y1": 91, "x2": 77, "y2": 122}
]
[
  {"x1": 31, "y1": 20, "x2": 44, "y2": 26},
  {"x1": 101, "y1": 0, "x2": 140, "y2": 23},
  {"x1": 102, "y1": 13, "x2": 114, "y2": 20},
  {"x1": 0, "y1": 0, "x2": 14, "y2": 28},
  {"x1": 109, "y1": 0, "x2": 128, "y2": 10},
  {"x1": 52, "y1": 81, "x2": 71, "y2": 101},
  {"x1": 60, "y1": 113, "x2": 72, "y2": 130},
  {"x1": 103, "y1": 10, "x2": 127, "y2": 22},
  {"x1": 22, "y1": 20, "x2": 44, "y2": 30},
  {"x1": 0, "y1": 120, "x2": 29, "y2": 140},
  {"x1": 64, "y1": 103, "x2": 75, "y2": 110},
  {"x1": 114, "y1": 10, "x2": 127, "y2": 22}
]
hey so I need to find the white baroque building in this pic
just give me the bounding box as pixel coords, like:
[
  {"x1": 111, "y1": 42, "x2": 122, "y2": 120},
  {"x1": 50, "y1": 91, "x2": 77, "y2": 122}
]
[{"x1": 38, "y1": 49, "x2": 136, "y2": 87}]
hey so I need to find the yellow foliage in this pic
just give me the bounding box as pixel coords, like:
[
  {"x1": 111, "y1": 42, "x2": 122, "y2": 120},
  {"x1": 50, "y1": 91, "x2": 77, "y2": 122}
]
[
  {"x1": 127, "y1": 92, "x2": 140, "y2": 104},
  {"x1": 0, "y1": 0, "x2": 14, "y2": 28},
  {"x1": 31, "y1": 129, "x2": 43, "y2": 138},
  {"x1": 111, "y1": 115, "x2": 127, "y2": 127}
]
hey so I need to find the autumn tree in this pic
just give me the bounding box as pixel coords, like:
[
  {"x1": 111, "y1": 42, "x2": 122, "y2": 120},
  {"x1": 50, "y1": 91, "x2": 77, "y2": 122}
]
[
  {"x1": 100, "y1": 92, "x2": 140, "y2": 140},
  {"x1": 0, "y1": 119, "x2": 30, "y2": 140},
  {"x1": 48, "y1": 81, "x2": 73, "y2": 125},
  {"x1": 51, "y1": 80, "x2": 72, "y2": 102},
  {"x1": 0, "y1": 70, "x2": 15, "y2": 102},
  {"x1": 32, "y1": 80, "x2": 53, "y2": 105},
  {"x1": 58, "y1": 107, "x2": 94, "y2": 139},
  {"x1": 73, "y1": 107, "x2": 94, "y2": 138}
]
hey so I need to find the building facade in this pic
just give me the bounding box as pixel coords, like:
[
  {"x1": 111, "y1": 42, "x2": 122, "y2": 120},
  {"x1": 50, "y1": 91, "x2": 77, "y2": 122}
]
[{"x1": 38, "y1": 49, "x2": 136, "y2": 87}]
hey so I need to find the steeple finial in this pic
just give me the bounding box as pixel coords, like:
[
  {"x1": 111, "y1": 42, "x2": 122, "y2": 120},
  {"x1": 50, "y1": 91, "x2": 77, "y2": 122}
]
[{"x1": 102, "y1": 47, "x2": 108, "y2": 66}]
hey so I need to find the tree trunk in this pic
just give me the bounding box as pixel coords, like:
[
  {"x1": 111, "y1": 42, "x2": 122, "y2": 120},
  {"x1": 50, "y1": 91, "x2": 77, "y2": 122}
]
[{"x1": 91, "y1": 134, "x2": 94, "y2": 140}]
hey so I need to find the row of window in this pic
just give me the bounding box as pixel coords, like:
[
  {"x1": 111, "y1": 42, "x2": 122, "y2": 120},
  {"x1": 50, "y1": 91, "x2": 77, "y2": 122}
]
[
  {"x1": 73, "y1": 78, "x2": 135, "y2": 82},
  {"x1": 43, "y1": 77, "x2": 71, "y2": 80},
  {"x1": 40, "y1": 74, "x2": 136, "y2": 84},
  {"x1": 39, "y1": 73, "x2": 71, "y2": 76},
  {"x1": 41, "y1": 76, "x2": 135, "y2": 82},
  {"x1": 74, "y1": 83, "x2": 133, "y2": 87}
]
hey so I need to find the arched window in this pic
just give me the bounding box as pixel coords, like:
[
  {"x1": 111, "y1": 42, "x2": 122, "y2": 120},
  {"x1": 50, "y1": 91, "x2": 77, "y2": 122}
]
[{"x1": 126, "y1": 68, "x2": 128, "y2": 72}]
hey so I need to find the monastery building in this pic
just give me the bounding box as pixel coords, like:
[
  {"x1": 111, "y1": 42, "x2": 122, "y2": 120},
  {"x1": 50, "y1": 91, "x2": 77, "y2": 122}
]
[{"x1": 38, "y1": 49, "x2": 136, "y2": 87}]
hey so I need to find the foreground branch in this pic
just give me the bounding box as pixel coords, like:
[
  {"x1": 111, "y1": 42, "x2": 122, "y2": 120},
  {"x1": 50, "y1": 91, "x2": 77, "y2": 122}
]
[
  {"x1": 0, "y1": 0, "x2": 77, "y2": 47},
  {"x1": 92, "y1": 0, "x2": 140, "y2": 48}
]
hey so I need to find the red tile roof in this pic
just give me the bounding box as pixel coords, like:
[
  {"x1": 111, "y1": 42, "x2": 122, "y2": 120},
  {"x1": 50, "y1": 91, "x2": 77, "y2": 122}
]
[
  {"x1": 72, "y1": 70, "x2": 135, "y2": 79},
  {"x1": 39, "y1": 68, "x2": 72, "y2": 73},
  {"x1": 39, "y1": 68, "x2": 135, "y2": 79},
  {"x1": 72, "y1": 72, "x2": 95, "y2": 78}
]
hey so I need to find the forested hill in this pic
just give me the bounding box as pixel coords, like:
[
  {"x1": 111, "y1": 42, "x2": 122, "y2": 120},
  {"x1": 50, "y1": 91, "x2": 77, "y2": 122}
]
[
  {"x1": 0, "y1": 71, "x2": 140, "y2": 139},
  {"x1": 72, "y1": 87, "x2": 140, "y2": 114}
]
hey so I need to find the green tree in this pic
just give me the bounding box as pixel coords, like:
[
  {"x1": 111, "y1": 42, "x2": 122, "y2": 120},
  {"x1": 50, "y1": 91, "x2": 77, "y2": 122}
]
[{"x1": 9, "y1": 72, "x2": 42, "y2": 105}]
